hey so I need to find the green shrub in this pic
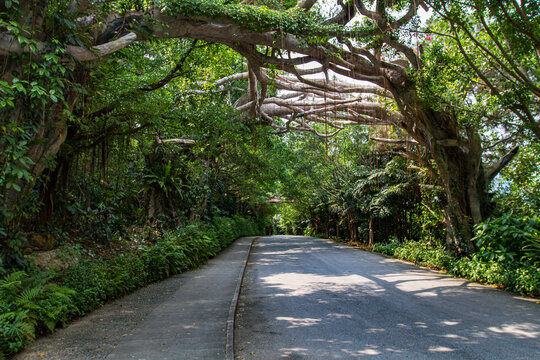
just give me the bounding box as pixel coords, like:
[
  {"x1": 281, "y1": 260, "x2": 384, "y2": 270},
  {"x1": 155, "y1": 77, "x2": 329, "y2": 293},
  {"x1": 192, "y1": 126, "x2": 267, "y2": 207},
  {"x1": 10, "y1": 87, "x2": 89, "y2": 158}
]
[
  {"x1": 0, "y1": 271, "x2": 76, "y2": 357},
  {"x1": 0, "y1": 216, "x2": 262, "y2": 358},
  {"x1": 510, "y1": 266, "x2": 540, "y2": 295},
  {"x1": 374, "y1": 238, "x2": 454, "y2": 269},
  {"x1": 522, "y1": 230, "x2": 540, "y2": 266},
  {"x1": 60, "y1": 260, "x2": 108, "y2": 315},
  {"x1": 143, "y1": 241, "x2": 190, "y2": 282},
  {"x1": 473, "y1": 213, "x2": 540, "y2": 263},
  {"x1": 370, "y1": 238, "x2": 540, "y2": 297},
  {"x1": 371, "y1": 240, "x2": 398, "y2": 256},
  {"x1": 213, "y1": 217, "x2": 239, "y2": 248}
]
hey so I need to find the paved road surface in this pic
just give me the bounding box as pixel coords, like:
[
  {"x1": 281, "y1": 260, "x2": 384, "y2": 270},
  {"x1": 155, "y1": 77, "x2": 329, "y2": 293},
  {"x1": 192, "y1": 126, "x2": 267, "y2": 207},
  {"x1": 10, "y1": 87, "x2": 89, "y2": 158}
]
[{"x1": 235, "y1": 236, "x2": 540, "y2": 359}]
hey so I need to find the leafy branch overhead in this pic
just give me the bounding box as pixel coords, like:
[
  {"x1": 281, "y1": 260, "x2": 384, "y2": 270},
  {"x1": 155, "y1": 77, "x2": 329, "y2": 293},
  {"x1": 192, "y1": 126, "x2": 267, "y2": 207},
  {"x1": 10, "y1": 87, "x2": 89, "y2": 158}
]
[
  {"x1": 0, "y1": 0, "x2": 537, "y2": 250},
  {"x1": 0, "y1": 2, "x2": 538, "y2": 356}
]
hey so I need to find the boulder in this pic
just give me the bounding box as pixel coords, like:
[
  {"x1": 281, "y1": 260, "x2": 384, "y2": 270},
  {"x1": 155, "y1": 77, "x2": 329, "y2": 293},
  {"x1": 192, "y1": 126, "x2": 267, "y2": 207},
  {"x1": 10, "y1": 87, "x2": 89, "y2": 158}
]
[
  {"x1": 26, "y1": 248, "x2": 79, "y2": 271},
  {"x1": 29, "y1": 234, "x2": 56, "y2": 250}
]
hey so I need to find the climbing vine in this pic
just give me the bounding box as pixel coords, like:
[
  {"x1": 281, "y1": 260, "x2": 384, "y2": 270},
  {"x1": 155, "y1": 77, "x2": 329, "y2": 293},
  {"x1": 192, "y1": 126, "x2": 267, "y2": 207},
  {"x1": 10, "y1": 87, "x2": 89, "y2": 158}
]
[{"x1": 164, "y1": 0, "x2": 373, "y2": 39}]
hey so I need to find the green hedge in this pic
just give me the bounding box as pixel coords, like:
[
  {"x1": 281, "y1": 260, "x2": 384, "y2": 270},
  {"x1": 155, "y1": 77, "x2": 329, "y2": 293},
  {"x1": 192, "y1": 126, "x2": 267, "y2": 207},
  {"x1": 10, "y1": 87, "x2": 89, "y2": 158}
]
[
  {"x1": 0, "y1": 216, "x2": 261, "y2": 358},
  {"x1": 371, "y1": 239, "x2": 540, "y2": 297}
]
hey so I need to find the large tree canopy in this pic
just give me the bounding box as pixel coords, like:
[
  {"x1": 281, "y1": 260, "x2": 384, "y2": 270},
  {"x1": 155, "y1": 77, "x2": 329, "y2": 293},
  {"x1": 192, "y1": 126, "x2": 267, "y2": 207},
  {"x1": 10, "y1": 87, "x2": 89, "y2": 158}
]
[{"x1": 1, "y1": 0, "x2": 537, "y2": 250}]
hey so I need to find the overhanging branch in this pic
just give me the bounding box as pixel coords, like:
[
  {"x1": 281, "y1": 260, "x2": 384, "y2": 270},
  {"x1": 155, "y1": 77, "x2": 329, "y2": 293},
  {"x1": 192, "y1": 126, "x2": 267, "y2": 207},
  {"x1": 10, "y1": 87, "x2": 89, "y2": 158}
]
[
  {"x1": 486, "y1": 145, "x2": 519, "y2": 183},
  {"x1": 0, "y1": 32, "x2": 137, "y2": 61}
]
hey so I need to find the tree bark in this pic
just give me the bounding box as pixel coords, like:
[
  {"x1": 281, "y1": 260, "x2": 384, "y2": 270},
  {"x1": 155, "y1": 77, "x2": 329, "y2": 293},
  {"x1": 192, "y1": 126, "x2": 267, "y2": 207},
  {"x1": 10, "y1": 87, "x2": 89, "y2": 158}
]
[
  {"x1": 394, "y1": 89, "x2": 491, "y2": 251},
  {"x1": 368, "y1": 217, "x2": 374, "y2": 246},
  {"x1": 347, "y1": 213, "x2": 357, "y2": 242}
]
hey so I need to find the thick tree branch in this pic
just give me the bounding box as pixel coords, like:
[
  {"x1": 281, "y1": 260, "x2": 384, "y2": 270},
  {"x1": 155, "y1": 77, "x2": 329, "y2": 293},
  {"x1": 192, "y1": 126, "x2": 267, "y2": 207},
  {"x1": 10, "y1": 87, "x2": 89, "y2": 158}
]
[
  {"x1": 486, "y1": 145, "x2": 519, "y2": 183},
  {"x1": 296, "y1": 0, "x2": 318, "y2": 11},
  {"x1": 0, "y1": 32, "x2": 136, "y2": 61},
  {"x1": 370, "y1": 137, "x2": 419, "y2": 145},
  {"x1": 323, "y1": 0, "x2": 356, "y2": 26},
  {"x1": 155, "y1": 138, "x2": 196, "y2": 145}
]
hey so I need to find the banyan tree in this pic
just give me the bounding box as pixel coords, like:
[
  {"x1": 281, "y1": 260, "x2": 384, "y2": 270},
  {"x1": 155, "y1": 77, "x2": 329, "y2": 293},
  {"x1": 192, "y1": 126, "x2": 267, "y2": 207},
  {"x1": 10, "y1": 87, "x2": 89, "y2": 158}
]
[{"x1": 1, "y1": 0, "x2": 537, "y2": 250}]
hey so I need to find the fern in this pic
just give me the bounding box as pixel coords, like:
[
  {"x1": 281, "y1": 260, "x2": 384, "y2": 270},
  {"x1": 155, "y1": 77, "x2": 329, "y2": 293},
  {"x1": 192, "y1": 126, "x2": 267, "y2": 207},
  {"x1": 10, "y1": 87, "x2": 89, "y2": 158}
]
[
  {"x1": 3, "y1": 311, "x2": 35, "y2": 340},
  {"x1": 15, "y1": 287, "x2": 44, "y2": 306},
  {"x1": 0, "y1": 270, "x2": 77, "y2": 356},
  {"x1": 0, "y1": 271, "x2": 25, "y2": 298},
  {"x1": 43, "y1": 319, "x2": 57, "y2": 332},
  {"x1": 0, "y1": 309, "x2": 36, "y2": 357}
]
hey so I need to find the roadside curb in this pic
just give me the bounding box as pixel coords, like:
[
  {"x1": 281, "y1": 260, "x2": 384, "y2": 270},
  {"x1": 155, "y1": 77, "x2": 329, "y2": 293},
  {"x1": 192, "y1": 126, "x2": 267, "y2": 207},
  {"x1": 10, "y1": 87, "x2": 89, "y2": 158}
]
[{"x1": 225, "y1": 236, "x2": 258, "y2": 360}]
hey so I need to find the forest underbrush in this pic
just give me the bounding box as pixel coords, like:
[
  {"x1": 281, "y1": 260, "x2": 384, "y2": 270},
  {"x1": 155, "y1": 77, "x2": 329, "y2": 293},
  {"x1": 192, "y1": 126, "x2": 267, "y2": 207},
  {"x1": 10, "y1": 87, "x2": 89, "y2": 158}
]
[
  {"x1": 370, "y1": 237, "x2": 539, "y2": 298},
  {"x1": 0, "y1": 216, "x2": 262, "y2": 358}
]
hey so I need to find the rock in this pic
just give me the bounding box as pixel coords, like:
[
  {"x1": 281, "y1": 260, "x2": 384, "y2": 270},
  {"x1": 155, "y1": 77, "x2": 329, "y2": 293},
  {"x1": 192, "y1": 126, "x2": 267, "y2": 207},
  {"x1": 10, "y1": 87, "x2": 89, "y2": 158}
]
[
  {"x1": 26, "y1": 248, "x2": 79, "y2": 271},
  {"x1": 29, "y1": 234, "x2": 56, "y2": 250}
]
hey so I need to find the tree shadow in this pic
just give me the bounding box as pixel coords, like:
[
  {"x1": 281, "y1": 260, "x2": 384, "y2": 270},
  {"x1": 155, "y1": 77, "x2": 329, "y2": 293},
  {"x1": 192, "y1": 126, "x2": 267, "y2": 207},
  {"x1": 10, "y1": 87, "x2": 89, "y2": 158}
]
[{"x1": 236, "y1": 236, "x2": 540, "y2": 359}]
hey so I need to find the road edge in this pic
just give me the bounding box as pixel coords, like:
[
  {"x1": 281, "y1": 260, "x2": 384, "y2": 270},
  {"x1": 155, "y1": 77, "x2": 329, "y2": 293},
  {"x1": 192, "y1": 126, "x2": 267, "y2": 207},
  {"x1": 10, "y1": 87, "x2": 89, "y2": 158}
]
[
  {"x1": 225, "y1": 236, "x2": 258, "y2": 360},
  {"x1": 326, "y1": 236, "x2": 540, "y2": 302}
]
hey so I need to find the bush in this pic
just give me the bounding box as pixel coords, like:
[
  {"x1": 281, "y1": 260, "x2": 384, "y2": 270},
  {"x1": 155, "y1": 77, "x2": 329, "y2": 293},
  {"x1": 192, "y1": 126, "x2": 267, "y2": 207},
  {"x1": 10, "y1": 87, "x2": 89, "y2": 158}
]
[
  {"x1": 0, "y1": 216, "x2": 262, "y2": 358},
  {"x1": 0, "y1": 271, "x2": 76, "y2": 356},
  {"x1": 372, "y1": 238, "x2": 454, "y2": 269},
  {"x1": 473, "y1": 213, "x2": 540, "y2": 264},
  {"x1": 371, "y1": 239, "x2": 398, "y2": 256},
  {"x1": 370, "y1": 238, "x2": 540, "y2": 297},
  {"x1": 448, "y1": 256, "x2": 540, "y2": 296}
]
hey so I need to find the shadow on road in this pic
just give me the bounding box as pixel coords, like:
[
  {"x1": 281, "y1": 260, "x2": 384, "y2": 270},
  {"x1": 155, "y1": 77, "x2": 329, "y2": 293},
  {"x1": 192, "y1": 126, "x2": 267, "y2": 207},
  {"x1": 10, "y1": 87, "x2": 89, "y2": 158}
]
[{"x1": 236, "y1": 236, "x2": 539, "y2": 359}]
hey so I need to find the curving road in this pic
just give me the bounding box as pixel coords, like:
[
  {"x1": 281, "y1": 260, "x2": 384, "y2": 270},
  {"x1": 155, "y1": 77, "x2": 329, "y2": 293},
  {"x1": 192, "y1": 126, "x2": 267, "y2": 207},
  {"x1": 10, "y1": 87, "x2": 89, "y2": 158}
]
[{"x1": 235, "y1": 236, "x2": 540, "y2": 359}]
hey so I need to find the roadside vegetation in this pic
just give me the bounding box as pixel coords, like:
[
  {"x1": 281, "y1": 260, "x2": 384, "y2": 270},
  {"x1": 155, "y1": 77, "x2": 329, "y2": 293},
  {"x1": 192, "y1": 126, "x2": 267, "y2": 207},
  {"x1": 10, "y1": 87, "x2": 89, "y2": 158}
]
[
  {"x1": 1, "y1": 0, "x2": 538, "y2": 356},
  {"x1": 275, "y1": 129, "x2": 540, "y2": 297},
  {"x1": 371, "y1": 235, "x2": 539, "y2": 297},
  {"x1": 0, "y1": 217, "x2": 259, "y2": 358}
]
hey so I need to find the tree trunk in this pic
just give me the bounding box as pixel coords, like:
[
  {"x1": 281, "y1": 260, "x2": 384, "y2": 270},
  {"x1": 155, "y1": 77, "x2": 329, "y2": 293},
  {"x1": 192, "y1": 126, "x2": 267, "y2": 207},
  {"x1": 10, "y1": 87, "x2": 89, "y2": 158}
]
[
  {"x1": 348, "y1": 213, "x2": 357, "y2": 242},
  {"x1": 36, "y1": 165, "x2": 60, "y2": 227},
  {"x1": 325, "y1": 220, "x2": 329, "y2": 238},
  {"x1": 368, "y1": 217, "x2": 374, "y2": 246},
  {"x1": 395, "y1": 90, "x2": 491, "y2": 252},
  {"x1": 3, "y1": 117, "x2": 69, "y2": 211},
  {"x1": 1, "y1": 64, "x2": 84, "y2": 225}
]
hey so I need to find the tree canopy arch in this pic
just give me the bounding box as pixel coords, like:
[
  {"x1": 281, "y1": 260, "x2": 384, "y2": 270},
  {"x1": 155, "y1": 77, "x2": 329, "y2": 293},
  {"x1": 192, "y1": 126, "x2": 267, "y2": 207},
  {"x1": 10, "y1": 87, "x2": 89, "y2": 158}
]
[{"x1": 1, "y1": 0, "x2": 537, "y2": 250}]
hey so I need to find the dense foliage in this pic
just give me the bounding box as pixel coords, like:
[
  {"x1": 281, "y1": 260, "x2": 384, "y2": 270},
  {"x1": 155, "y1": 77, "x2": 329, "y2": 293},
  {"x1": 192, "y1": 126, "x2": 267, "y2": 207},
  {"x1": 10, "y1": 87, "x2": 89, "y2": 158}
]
[
  {"x1": 371, "y1": 235, "x2": 539, "y2": 297},
  {"x1": 0, "y1": 0, "x2": 539, "y2": 356},
  {"x1": 0, "y1": 216, "x2": 260, "y2": 358}
]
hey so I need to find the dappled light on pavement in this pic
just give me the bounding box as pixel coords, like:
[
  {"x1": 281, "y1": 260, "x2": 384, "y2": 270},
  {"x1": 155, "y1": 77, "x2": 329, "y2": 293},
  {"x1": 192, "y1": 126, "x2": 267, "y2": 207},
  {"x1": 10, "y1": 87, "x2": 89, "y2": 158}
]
[
  {"x1": 262, "y1": 273, "x2": 382, "y2": 297},
  {"x1": 235, "y1": 236, "x2": 540, "y2": 359}
]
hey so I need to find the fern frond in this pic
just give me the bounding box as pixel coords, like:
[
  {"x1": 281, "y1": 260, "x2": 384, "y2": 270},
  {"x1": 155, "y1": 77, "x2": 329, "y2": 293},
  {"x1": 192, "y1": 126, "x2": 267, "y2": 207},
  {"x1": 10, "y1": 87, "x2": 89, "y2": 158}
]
[
  {"x1": 44, "y1": 319, "x2": 57, "y2": 332},
  {"x1": 15, "y1": 287, "x2": 44, "y2": 306},
  {"x1": 0, "y1": 271, "x2": 26, "y2": 298}
]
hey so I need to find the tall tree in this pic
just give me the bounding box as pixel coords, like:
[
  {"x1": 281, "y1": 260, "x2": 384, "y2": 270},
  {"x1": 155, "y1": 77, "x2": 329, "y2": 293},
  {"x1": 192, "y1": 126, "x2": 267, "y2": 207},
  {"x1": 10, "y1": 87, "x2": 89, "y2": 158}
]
[
  {"x1": 428, "y1": 0, "x2": 539, "y2": 138},
  {"x1": 1, "y1": 0, "x2": 535, "y2": 250}
]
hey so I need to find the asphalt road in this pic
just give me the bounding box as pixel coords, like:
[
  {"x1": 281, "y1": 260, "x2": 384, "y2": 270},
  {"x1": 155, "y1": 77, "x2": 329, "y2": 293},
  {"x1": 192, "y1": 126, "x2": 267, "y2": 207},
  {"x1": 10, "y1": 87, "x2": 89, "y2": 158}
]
[{"x1": 235, "y1": 236, "x2": 540, "y2": 359}]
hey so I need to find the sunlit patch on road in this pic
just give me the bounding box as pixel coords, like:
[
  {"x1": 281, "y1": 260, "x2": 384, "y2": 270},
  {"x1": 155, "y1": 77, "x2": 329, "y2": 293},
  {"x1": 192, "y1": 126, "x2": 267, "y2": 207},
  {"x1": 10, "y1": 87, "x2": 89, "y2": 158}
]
[
  {"x1": 341, "y1": 346, "x2": 381, "y2": 356},
  {"x1": 261, "y1": 272, "x2": 383, "y2": 297},
  {"x1": 428, "y1": 346, "x2": 455, "y2": 353},
  {"x1": 275, "y1": 317, "x2": 321, "y2": 328},
  {"x1": 487, "y1": 323, "x2": 539, "y2": 339}
]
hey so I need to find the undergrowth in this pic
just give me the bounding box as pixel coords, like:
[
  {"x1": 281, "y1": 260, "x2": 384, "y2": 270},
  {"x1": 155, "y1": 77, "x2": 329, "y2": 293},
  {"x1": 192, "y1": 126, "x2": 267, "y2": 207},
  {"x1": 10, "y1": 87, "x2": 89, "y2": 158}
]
[
  {"x1": 371, "y1": 238, "x2": 540, "y2": 298},
  {"x1": 0, "y1": 216, "x2": 261, "y2": 358}
]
